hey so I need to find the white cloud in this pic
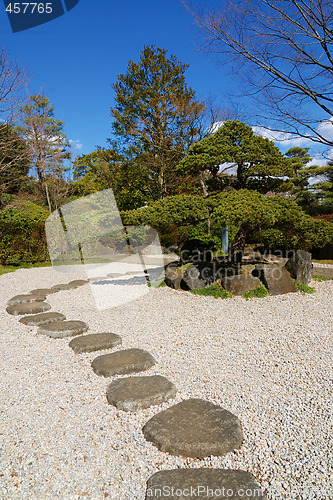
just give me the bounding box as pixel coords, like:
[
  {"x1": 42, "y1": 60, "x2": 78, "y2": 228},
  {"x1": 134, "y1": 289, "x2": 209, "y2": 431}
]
[{"x1": 69, "y1": 139, "x2": 83, "y2": 150}]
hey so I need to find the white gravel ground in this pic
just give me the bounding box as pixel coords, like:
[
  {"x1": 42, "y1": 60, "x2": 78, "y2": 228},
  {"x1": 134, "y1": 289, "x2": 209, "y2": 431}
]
[{"x1": 0, "y1": 266, "x2": 332, "y2": 500}]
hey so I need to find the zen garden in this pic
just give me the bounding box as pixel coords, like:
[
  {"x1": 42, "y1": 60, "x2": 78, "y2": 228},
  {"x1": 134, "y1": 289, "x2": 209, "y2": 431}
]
[{"x1": 0, "y1": 2, "x2": 332, "y2": 500}]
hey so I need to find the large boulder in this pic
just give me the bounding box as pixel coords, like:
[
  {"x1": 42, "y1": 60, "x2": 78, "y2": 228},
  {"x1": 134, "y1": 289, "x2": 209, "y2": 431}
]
[
  {"x1": 164, "y1": 266, "x2": 183, "y2": 290},
  {"x1": 180, "y1": 263, "x2": 240, "y2": 290},
  {"x1": 253, "y1": 264, "x2": 297, "y2": 295},
  {"x1": 284, "y1": 250, "x2": 312, "y2": 284}
]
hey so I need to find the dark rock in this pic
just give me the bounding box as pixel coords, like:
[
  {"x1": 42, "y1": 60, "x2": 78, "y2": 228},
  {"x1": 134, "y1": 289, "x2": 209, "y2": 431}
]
[
  {"x1": 146, "y1": 469, "x2": 266, "y2": 499},
  {"x1": 180, "y1": 239, "x2": 213, "y2": 264},
  {"x1": 222, "y1": 274, "x2": 261, "y2": 296},
  {"x1": 91, "y1": 348, "x2": 156, "y2": 377},
  {"x1": 19, "y1": 312, "x2": 66, "y2": 326},
  {"x1": 284, "y1": 249, "x2": 312, "y2": 284},
  {"x1": 37, "y1": 320, "x2": 89, "y2": 338},
  {"x1": 142, "y1": 398, "x2": 243, "y2": 458},
  {"x1": 106, "y1": 375, "x2": 177, "y2": 411},
  {"x1": 180, "y1": 262, "x2": 221, "y2": 290},
  {"x1": 7, "y1": 294, "x2": 46, "y2": 305},
  {"x1": 6, "y1": 302, "x2": 51, "y2": 316},
  {"x1": 165, "y1": 266, "x2": 183, "y2": 290},
  {"x1": 69, "y1": 332, "x2": 122, "y2": 353},
  {"x1": 253, "y1": 264, "x2": 297, "y2": 295}
]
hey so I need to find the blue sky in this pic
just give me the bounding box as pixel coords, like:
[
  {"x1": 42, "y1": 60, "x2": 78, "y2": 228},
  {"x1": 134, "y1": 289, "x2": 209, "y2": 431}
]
[
  {"x1": 0, "y1": 0, "x2": 238, "y2": 157},
  {"x1": 1, "y1": 0, "x2": 331, "y2": 165}
]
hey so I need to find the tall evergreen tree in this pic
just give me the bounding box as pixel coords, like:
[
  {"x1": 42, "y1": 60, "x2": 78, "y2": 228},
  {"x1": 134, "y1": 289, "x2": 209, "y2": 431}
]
[
  {"x1": 110, "y1": 45, "x2": 205, "y2": 199},
  {"x1": 17, "y1": 94, "x2": 70, "y2": 212}
]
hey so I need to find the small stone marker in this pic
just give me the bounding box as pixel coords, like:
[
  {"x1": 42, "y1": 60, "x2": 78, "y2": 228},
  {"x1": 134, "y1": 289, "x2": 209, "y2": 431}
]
[
  {"x1": 19, "y1": 312, "x2": 66, "y2": 326},
  {"x1": 69, "y1": 332, "x2": 122, "y2": 353},
  {"x1": 106, "y1": 375, "x2": 177, "y2": 411},
  {"x1": 7, "y1": 294, "x2": 46, "y2": 306},
  {"x1": 91, "y1": 348, "x2": 156, "y2": 377},
  {"x1": 145, "y1": 468, "x2": 266, "y2": 499},
  {"x1": 142, "y1": 399, "x2": 243, "y2": 458},
  {"x1": 6, "y1": 302, "x2": 51, "y2": 316},
  {"x1": 37, "y1": 320, "x2": 89, "y2": 338},
  {"x1": 29, "y1": 288, "x2": 58, "y2": 295}
]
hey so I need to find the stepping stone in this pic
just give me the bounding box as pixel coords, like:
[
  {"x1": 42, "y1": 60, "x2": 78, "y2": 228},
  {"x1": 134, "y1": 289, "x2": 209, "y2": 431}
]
[
  {"x1": 19, "y1": 312, "x2": 66, "y2": 326},
  {"x1": 107, "y1": 272, "x2": 124, "y2": 278},
  {"x1": 69, "y1": 332, "x2": 122, "y2": 353},
  {"x1": 68, "y1": 279, "x2": 89, "y2": 287},
  {"x1": 7, "y1": 294, "x2": 46, "y2": 306},
  {"x1": 29, "y1": 288, "x2": 58, "y2": 295},
  {"x1": 91, "y1": 348, "x2": 156, "y2": 377},
  {"x1": 6, "y1": 302, "x2": 51, "y2": 316},
  {"x1": 51, "y1": 283, "x2": 77, "y2": 291},
  {"x1": 142, "y1": 399, "x2": 243, "y2": 458},
  {"x1": 106, "y1": 375, "x2": 177, "y2": 411},
  {"x1": 146, "y1": 469, "x2": 266, "y2": 499},
  {"x1": 37, "y1": 320, "x2": 89, "y2": 338}
]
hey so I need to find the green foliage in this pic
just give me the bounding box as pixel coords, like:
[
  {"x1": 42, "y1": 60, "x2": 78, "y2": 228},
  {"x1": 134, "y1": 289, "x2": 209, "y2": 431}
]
[
  {"x1": 0, "y1": 124, "x2": 30, "y2": 198},
  {"x1": 312, "y1": 274, "x2": 333, "y2": 282},
  {"x1": 293, "y1": 281, "x2": 316, "y2": 294},
  {"x1": 110, "y1": 45, "x2": 205, "y2": 198},
  {"x1": 73, "y1": 148, "x2": 149, "y2": 210},
  {"x1": 242, "y1": 283, "x2": 269, "y2": 300},
  {"x1": 178, "y1": 120, "x2": 292, "y2": 195},
  {"x1": 0, "y1": 200, "x2": 49, "y2": 265},
  {"x1": 0, "y1": 261, "x2": 51, "y2": 276},
  {"x1": 190, "y1": 284, "x2": 232, "y2": 299}
]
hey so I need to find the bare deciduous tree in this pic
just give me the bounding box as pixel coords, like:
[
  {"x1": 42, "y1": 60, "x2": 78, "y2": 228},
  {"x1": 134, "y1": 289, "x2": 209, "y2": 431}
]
[{"x1": 183, "y1": 0, "x2": 333, "y2": 147}]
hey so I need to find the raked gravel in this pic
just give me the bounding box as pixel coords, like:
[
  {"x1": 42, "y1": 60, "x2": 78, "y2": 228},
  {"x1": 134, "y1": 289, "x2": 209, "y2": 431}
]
[{"x1": 0, "y1": 266, "x2": 332, "y2": 500}]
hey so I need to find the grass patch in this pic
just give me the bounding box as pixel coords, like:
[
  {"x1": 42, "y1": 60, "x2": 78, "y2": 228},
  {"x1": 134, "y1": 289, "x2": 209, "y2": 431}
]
[
  {"x1": 312, "y1": 274, "x2": 333, "y2": 282},
  {"x1": 293, "y1": 280, "x2": 316, "y2": 294},
  {"x1": 148, "y1": 279, "x2": 166, "y2": 288},
  {"x1": 0, "y1": 262, "x2": 51, "y2": 276},
  {"x1": 190, "y1": 284, "x2": 232, "y2": 299},
  {"x1": 242, "y1": 283, "x2": 269, "y2": 300}
]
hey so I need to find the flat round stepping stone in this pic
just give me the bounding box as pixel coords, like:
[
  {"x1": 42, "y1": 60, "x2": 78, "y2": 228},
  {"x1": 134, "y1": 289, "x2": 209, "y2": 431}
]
[
  {"x1": 146, "y1": 469, "x2": 266, "y2": 499},
  {"x1": 37, "y1": 320, "x2": 89, "y2": 338},
  {"x1": 106, "y1": 375, "x2": 177, "y2": 411},
  {"x1": 51, "y1": 283, "x2": 78, "y2": 291},
  {"x1": 29, "y1": 288, "x2": 58, "y2": 295},
  {"x1": 6, "y1": 302, "x2": 51, "y2": 316},
  {"x1": 19, "y1": 312, "x2": 66, "y2": 326},
  {"x1": 69, "y1": 332, "x2": 122, "y2": 353},
  {"x1": 7, "y1": 294, "x2": 46, "y2": 306},
  {"x1": 91, "y1": 348, "x2": 156, "y2": 377},
  {"x1": 106, "y1": 272, "x2": 124, "y2": 278},
  {"x1": 142, "y1": 399, "x2": 243, "y2": 458}
]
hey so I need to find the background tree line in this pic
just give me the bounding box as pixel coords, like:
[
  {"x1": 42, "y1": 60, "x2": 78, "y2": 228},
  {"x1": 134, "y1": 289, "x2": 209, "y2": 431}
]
[{"x1": 0, "y1": 23, "x2": 332, "y2": 264}]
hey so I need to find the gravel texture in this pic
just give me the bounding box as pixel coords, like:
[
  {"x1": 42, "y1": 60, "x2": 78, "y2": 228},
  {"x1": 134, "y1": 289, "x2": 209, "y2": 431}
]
[{"x1": 0, "y1": 265, "x2": 332, "y2": 500}]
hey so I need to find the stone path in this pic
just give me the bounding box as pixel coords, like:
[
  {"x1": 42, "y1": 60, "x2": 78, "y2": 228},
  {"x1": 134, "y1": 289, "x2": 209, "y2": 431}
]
[
  {"x1": 5, "y1": 278, "x2": 266, "y2": 497},
  {"x1": 313, "y1": 266, "x2": 333, "y2": 279}
]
